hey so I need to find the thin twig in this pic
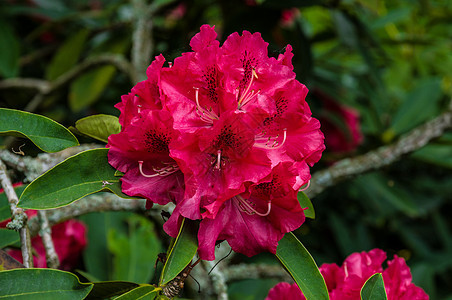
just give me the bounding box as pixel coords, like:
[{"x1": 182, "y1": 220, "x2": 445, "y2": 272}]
[
  {"x1": 223, "y1": 263, "x2": 292, "y2": 282},
  {"x1": 0, "y1": 160, "x2": 33, "y2": 268},
  {"x1": 203, "y1": 260, "x2": 229, "y2": 300},
  {"x1": 306, "y1": 104, "x2": 452, "y2": 198},
  {"x1": 37, "y1": 210, "x2": 60, "y2": 269},
  {"x1": 131, "y1": 0, "x2": 154, "y2": 81}
]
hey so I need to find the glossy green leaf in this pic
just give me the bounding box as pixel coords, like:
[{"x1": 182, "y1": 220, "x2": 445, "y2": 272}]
[
  {"x1": 114, "y1": 285, "x2": 159, "y2": 300},
  {"x1": 45, "y1": 29, "x2": 89, "y2": 81},
  {"x1": 276, "y1": 232, "x2": 329, "y2": 300},
  {"x1": 85, "y1": 281, "x2": 139, "y2": 300},
  {"x1": 0, "y1": 268, "x2": 93, "y2": 299},
  {"x1": 75, "y1": 114, "x2": 121, "y2": 143},
  {"x1": 159, "y1": 218, "x2": 198, "y2": 286},
  {"x1": 108, "y1": 215, "x2": 162, "y2": 283},
  {"x1": 0, "y1": 19, "x2": 20, "y2": 78},
  {"x1": 390, "y1": 78, "x2": 442, "y2": 136},
  {"x1": 0, "y1": 109, "x2": 79, "y2": 153},
  {"x1": 360, "y1": 273, "x2": 388, "y2": 300},
  {"x1": 0, "y1": 229, "x2": 19, "y2": 249},
  {"x1": 298, "y1": 191, "x2": 315, "y2": 219},
  {"x1": 18, "y1": 148, "x2": 135, "y2": 209}
]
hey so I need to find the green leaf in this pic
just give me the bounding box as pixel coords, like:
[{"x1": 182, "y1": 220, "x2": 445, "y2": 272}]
[
  {"x1": 275, "y1": 232, "x2": 329, "y2": 300},
  {"x1": 107, "y1": 215, "x2": 162, "y2": 283},
  {"x1": 298, "y1": 191, "x2": 315, "y2": 219},
  {"x1": 85, "y1": 281, "x2": 139, "y2": 300},
  {"x1": 0, "y1": 19, "x2": 20, "y2": 78},
  {"x1": 45, "y1": 29, "x2": 90, "y2": 81},
  {"x1": 69, "y1": 65, "x2": 117, "y2": 112},
  {"x1": 0, "y1": 268, "x2": 93, "y2": 299},
  {"x1": 80, "y1": 211, "x2": 136, "y2": 281},
  {"x1": 18, "y1": 148, "x2": 136, "y2": 209},
  {"x1": 411, "y1": 144, "x2": 452, "y2": 169},
  {"x1": 159, "y1": 218, "x2": 198, "y2": 286},
  {"x1": 114, "y1": 285, "x2": 159, "y2": 300},
  {"x1": 0, "y1": 108, "x2": 79, "y2": 153},
  {"x1": 75, "y1": 114, "x2": 121, "y2": 143},
  {"x1": 0, "y1": 229, "x2": 19, "y2": 249},
  {"x1": 360, "y1": 273, "x2": 388, "y2": 300},
  {"x1": 389, "y1": 78, "x2": 442, "y2": 136}
]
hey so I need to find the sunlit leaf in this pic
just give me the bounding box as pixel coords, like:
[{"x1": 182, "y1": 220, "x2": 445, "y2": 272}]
[
  {"x1": 0, "y1": 268, "x2": 92, "y2": 299},
  {"x1": 75, "y1": 114, "x2": 121, "y2": 143},
  {"x1": 0, "y1": 109, "x2": 79, "y2": 153},
  {"x1": 18, "y1": 148, "x2": 136, "y2": 209},
  {"x1": 276, "y1": 232, "x2": 329, "y2": 300},
  {"x1": 360, "y1": 273, "x2": 388, "y2": 300},
  {"x1": 159, "y1": 218, "x2": 198, "y2": 286}
]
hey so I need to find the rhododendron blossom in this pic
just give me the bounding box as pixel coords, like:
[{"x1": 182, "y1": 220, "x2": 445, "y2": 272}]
[
  {"x1": 266, "y1": 249, "x2": 429, "y2": 300},
  {"x1": 108, "y1": 24, "x2": 325, "y2": 260}
]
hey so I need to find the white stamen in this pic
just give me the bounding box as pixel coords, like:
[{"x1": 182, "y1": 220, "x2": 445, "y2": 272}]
[
  {"x1": 138, "y1": 161, "x2": 179, "y2": 178},
  {"x1": 299, "y1": 180, "x2": 311, "y2": 191},
  {"x1": 235, "y1": 195, "x2": 272, "y2": 217},
  {"x1": 194, "y1": 87, "x2": 219, "y2": 124},
  {"x1": 238, "y1": 69, "x2": 259, "y2": 109},
  {"x1": 215, "y1": 150, "x2": 222, "y2": 170},
  {"x1": 254, "y1": 128, "x2": 287, "y2": 150}
]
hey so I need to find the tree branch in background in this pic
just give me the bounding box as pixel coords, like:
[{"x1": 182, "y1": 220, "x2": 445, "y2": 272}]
[
  {"x1": 37, "y1": 210, "x2": 60, "y2": 269},
  {"x1": 0, "y1": 160, "x2": 33, "y2": 268},
  {"x1": 306, "y1": 104, "x2": 452, "y2": 198},
  {"x1": 0, "y1": 54, "x2": 135, "y2": 113},
  {"x1": 131, "y1": 0, "x2": 154, "y2": 81}
]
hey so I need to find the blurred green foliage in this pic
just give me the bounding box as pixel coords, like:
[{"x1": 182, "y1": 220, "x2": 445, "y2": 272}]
[{"x1": 1, "y1": 0, "x2": 452, "y2": 299}]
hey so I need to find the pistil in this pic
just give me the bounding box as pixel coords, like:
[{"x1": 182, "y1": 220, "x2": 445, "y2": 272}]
[
  {"x1": 194, "y1": 87, "x2": 219, "y2": 124},
  {"x1": 235, "y1": 195, "x2": 272, "y2": 217},
  {"x1": 238, "y1": 69, "x2": 259, "y2": 109},
  {"x1": 138, "y1": 161, "x2": 179, "y2": 178}
]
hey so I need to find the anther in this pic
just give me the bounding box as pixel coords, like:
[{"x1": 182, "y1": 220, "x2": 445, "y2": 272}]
[
  {"x1": 238, "y1": 68, "x2": 259, "y2": 109},
  {"x1": 235, "y1": 195, "x2": 272, "y2": 217},
  {"x1": 254, "y1": 128, "x2": 287, "y2": 150},
  {"x1": 138, "y1": 161, "x2": 179, "y2": 178}
]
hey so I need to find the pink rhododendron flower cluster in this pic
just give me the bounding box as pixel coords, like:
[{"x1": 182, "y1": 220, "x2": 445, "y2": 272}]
[
  {"x1": 266, "y1": 249, "x2": 429, "y2": 300},
  {"x1": 107, "y1": 25, "x2": 325, "y2": 260},
  {"x1": 1, "y1": 213, "x2": 87, "y2": 270}
]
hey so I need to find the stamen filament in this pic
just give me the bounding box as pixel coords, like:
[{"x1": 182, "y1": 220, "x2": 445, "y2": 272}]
[
  {"x1": 238, "y1": 69, "x2": 259, "y2": 109},
  {"x1": 215, "y1": 150, "x2": 222, "y2": 170},
  {"x1": 138, "y1": 161, "x2": 179, "y2": 178},
  {"x1": 194, "y1": 87, "x2": 219, "y2": 124},
  {"x1": 299, "y1": 180, "x2": 311, "y2": 191},
  {"x1": 235, "y1": 195, "x2": 272, "y2": 217},
  {"x1": 254, "y1": 128, "x2": 287, "y2": 150}
]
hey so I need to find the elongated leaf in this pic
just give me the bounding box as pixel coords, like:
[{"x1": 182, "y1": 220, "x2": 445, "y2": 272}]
[
  {"x1": 389, "y1": 78, "x2": 442, "y2": 136},
  {"x1": 69, "y1": 65, "x2": 116, "y2": 112},
  {"x1": 0, "y1": 109, "x2": 79, "y2": 153},
  {"x1": 0, "y1": 268, "x2": 92, "y2": 299},
  {"x1": 159, "y1": 218, "x2": 198, "y2": 286},
  {"x1": 46, "y1": 29, "x2": 89, "y2": 81},
  {"x1": 18, "y1": 148, "x2": 135, "y2": 209},
  {"x1": 108, "y1": 215, "x2": 162, "y2": 283},
  {"x1": 411, "y1": 144, "x2": 452, "y2": 169},
  {"x1": 360, "y1": 273, "x2": 388, "y2": 300},
  {"x1": 298, "y1": 192, "x2": 315, "y2": 219},
  {"x1": 0, "y1": 19, "x2": 20, "y2": 78},
  {"x1": 75, "y1": 114, "x2": 121, "y2": 143},
  {"x1": 276, "y1": 232, "x2": 329, "y2": 300},
  {"x1": 85, "y1": 281, "x2": 139, "y2": 300},
  {"x1": 0, "y1": 229, "x2": 19, "y2": 249},
  {"x1": 114, "y1": 285, "x2": 159, "y2": 300}
]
